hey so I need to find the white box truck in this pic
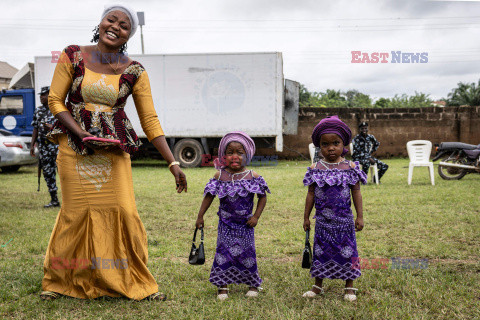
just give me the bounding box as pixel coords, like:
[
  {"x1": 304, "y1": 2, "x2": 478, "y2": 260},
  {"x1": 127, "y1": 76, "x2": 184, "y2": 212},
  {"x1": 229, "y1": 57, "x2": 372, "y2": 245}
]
[{"x1": 33, "y1": 52, "x2": 299, "y2": 167}]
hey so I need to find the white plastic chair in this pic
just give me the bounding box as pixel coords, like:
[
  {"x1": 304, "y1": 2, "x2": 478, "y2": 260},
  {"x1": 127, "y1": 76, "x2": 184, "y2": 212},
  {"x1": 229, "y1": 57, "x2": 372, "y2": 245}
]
[
  {"x1": 308, "y1": 143, "x2": 316, "y2": 164},
  {"x1": 406, "y1": 140, "x2": 434, "y2": 185},
  {"x1": 350, "y1": 142, "x2": 379, "y2": 185}
]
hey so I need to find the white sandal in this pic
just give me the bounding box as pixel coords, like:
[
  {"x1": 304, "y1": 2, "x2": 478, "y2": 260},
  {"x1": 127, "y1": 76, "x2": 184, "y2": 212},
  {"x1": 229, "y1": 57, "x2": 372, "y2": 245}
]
[
  {"x1": 302, "y1": 285, "x2": 324, "y2": 298},
  {"x1": 217, "y1": 287, "x2": 229, "y2": 301},
  {"x1": 343, "y1": 287, "x2": 358, "y2": 301},
  {"x1": 245, "y1": 287, "x2": 263, "y2": 298}
]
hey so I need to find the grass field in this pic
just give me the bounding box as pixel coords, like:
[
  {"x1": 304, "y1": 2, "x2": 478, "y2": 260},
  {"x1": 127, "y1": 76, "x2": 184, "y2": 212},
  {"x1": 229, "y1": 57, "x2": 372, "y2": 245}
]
[{"x1": 0, "y1": 158, "x2": 479, "y2": 319}]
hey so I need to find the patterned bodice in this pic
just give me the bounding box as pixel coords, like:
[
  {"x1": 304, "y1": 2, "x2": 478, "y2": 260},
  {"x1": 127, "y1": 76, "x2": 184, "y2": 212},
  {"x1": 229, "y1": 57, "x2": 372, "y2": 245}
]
[
  {"x1": 48, "y1": 45, "x2": 146, "y2": 155},
  {"x1": 303, "y1": 160, "x2": 367, "y2": 220},
  {"x1": 204, "y1": 170, "x2": 270, "y2": 228}
]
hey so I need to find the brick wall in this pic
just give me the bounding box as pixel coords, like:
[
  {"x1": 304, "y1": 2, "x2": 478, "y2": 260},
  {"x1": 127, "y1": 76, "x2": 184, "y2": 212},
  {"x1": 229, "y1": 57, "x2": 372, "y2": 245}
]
[{"x1": 277, "y1": 106, "x2": 480, "y2": 158}]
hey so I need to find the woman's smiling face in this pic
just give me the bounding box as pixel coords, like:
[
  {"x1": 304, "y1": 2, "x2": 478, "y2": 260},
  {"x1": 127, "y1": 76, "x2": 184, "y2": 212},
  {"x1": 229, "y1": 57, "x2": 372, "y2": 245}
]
[{"x1": 99, "y1": 10, "x2": 131, "y2": 48}]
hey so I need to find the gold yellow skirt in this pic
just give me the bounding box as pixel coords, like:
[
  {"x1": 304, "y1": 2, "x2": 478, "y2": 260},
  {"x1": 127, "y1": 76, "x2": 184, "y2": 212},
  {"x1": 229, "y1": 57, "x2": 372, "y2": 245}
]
[{"x1": 42, "y1": 134, "x2": 158, "y2": 300}]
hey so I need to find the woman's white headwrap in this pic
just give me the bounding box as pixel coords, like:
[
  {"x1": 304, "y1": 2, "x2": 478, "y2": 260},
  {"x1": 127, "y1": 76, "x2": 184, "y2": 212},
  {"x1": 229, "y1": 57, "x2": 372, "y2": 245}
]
[{"x1": 101, "y1": 3, "x2": 139, "y2": 39}]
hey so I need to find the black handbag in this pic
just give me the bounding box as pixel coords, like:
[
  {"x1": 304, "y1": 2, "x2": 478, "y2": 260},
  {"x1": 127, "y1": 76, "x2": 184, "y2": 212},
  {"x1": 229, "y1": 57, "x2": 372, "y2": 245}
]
[
  {"x1": 189, "y1": 227, "x2": 205, "y2": 265},
  {"x1": 302, "y1": 229, "x2": 312, "y2": 269}
]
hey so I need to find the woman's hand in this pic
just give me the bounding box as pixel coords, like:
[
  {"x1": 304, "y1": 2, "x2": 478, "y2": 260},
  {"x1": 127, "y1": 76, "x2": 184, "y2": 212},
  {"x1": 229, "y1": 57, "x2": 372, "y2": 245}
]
[
  {"x1": 355, "y1": 217, "x2": 364, "y2": 231},
  {"x1": 246, "y1": 216, "x2": 258, "y2": 228},
  {"x1": 77, "y1": 130, "x2": 98, "y2": 150},
  {"x1": 30, "y1": 142, "x2": 37, "y2": 157},
  {"x1": 170, "y1": 165, "x2": 187, "y2": 193},
  {"x1": 195, "y1": 217, "x2": 204, "y2": 228},
  {"x1": 303, "y1": 218, "x2": 311, "y2": 231}
]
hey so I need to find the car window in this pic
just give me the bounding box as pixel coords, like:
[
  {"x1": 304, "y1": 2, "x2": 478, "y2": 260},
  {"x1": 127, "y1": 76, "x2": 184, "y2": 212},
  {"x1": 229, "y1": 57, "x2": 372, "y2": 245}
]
[{"x1": 0, "y1": 96, "x2": 23, "y2": 115}]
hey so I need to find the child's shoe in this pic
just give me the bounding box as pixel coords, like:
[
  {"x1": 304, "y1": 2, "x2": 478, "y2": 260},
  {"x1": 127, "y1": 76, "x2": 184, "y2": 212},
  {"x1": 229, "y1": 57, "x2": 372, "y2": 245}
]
[
  {"x1": 217, "y1": 287, "x2": 229, "y2": 301},
  {"x1": 302, "y1": 285, "x2": 324, "y2": 298},
  {"x1": 245, "y1": 287, "x2": 262, "y2": 298},
  {"x1": 343, "y1": 287, "x2": 358, "y2": 301}
]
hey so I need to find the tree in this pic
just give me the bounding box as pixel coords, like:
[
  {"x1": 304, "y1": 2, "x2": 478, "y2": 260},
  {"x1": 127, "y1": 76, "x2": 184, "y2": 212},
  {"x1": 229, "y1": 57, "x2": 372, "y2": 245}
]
[
  {"x1": 298, "y1": 83, "x2": 430, "y2": 108},
  {"x1": 374, "y1": 97, "x2": 390, "y2": 108},
  {"x1": 299, "y1": 84, "x2": 312, "y2": 107},
  {"x1": 447, "y1": 79, "x2": 480, "y2": 106},
  {"x1": 345, "y1": 90, "x2": 372, "y2": 108},
  {"x1": 408, "y1": 91, "x2": 432, "y2": 108}
]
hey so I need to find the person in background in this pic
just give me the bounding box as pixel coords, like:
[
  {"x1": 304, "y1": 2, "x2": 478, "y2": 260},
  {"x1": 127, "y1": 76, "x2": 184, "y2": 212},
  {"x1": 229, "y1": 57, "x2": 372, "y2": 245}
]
[
  {"x1": 352, "y1": 122, "x2": 389, "y2": 183},
  {"x1": 30, "y1": 86, "x2": 59, "y2": 208}
]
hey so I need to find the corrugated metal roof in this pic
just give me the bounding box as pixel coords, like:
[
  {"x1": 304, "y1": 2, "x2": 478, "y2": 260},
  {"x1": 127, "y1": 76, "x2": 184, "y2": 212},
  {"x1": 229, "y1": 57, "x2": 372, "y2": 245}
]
[{"x1": 0, "y1": 61, "x2": 19, "y2": 79}]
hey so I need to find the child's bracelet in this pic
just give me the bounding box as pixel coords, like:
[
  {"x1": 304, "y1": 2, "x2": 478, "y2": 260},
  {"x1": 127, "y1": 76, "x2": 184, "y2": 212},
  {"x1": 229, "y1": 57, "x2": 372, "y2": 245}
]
[{"x1": 168, "y1": 161, "x2": 180, "y2": 169}]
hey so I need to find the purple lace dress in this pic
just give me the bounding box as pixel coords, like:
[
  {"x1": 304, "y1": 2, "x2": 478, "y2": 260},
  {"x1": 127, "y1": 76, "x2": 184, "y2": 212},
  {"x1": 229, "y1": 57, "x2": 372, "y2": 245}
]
[
  {"x1": 204, "y1": 170, "x2": 270, "y2": 288},
  {"x1": 303, "y1": 160, "x2": 367, "y2": 280}
]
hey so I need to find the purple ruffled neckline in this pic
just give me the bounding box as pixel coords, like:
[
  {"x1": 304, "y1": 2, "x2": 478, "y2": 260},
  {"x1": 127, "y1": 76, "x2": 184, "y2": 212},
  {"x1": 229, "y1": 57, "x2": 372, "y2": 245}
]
[
  {"x1": 303, "y1": 164, "x2": 367, "y2": 187},
  {"x1": 204, "y1": 176, "x2": 271, "y2": 198}
]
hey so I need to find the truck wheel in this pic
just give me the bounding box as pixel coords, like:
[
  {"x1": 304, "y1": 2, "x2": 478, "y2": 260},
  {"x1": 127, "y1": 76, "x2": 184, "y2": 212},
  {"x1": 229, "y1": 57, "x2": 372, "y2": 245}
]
[
  {"x1": 1, "y1": 165, "x2": 21, "y2": 173},
  {"x1": 173, "y1": 139, "x2": 204, "y2": 168}
]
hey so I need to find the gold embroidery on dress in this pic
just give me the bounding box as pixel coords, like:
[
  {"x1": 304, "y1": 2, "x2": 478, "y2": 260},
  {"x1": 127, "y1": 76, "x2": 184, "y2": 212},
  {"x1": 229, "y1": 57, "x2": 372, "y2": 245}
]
[
  {"x1": 83, "y1": 74, "x2": 118, "y2": 107},
  {"x1": 82, "y1": 74, "x2": 118, "y2": 129},
  {"x1": 76, "y1": 154, "x2": 113, "y2": 191}
]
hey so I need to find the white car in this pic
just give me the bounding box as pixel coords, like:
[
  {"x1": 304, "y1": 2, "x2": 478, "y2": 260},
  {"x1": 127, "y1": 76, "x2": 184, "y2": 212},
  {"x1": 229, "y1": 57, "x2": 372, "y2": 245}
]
[{"x1": 0, "y1": 129, "x2": 37, "y2": 172}]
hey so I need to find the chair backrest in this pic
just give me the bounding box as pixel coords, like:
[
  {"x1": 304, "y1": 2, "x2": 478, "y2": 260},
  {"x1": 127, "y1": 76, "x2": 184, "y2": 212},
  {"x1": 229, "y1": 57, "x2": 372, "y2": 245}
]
[
  {"x1": 308, "y1": 143, "x2": 316, "y2": 164},
  {"x1": 406, "y1": 140, "x2": 432, "y2": 163}
]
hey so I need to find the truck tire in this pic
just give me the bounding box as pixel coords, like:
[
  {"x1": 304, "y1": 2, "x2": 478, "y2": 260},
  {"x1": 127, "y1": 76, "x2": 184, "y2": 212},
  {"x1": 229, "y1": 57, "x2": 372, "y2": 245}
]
[
  {"x1": 173, "y1": 139, "x2": 204, "y2": 168},
  {"x1": 1, "y1": 165, "x2": 21, "y2": 173}
]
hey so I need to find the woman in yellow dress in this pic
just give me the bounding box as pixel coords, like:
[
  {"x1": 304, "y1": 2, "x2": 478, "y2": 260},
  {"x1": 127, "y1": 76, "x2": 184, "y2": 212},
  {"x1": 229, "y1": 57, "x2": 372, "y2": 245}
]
[{"x1": 40, "y1": 4, "x2": 187, "y2": 301}]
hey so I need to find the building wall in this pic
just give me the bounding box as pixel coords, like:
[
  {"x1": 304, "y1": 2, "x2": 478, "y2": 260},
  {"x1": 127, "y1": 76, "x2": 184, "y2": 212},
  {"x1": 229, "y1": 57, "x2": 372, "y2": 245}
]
[
  {"x1": 0, "y1": 78, "x2": 10, "y2": 90},
  {"x1": 276, "y1": 106, "x2": 480, "y2": 158}
]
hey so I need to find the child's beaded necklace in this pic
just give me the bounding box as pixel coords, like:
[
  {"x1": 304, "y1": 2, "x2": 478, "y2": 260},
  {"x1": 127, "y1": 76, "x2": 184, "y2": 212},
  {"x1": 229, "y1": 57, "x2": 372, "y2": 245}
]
[{"x1": 223, "y1": 169, "x2": 251, "y2": 182}]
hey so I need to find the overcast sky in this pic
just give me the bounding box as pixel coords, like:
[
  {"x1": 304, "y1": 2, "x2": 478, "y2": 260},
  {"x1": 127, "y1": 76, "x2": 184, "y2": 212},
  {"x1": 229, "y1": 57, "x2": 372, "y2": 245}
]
[{"x1": 1, "y1": 0, "x2": 480, "y2": 100}]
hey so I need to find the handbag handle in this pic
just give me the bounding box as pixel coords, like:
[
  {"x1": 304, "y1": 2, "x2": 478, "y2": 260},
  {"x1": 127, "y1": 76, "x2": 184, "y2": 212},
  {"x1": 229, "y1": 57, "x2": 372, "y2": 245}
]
[
  {"x1": 305, "y1": 229, "x2": 310, "y2": 245},
  {"x1": 192, "y1": 227, "x2": 204, "y2": 243}
]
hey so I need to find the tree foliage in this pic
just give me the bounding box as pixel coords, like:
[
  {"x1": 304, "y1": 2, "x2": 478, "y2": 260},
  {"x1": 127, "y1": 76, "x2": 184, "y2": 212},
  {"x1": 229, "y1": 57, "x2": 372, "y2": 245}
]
[
  {"x1": 446, "y1": 80, "x2": 480, "y2": 107},
  {"x1": 375, "y1": 92, "x2": 432, "y2": 109},
  {"x1": 299, "y1": 84, "x2": 432, "y2": 108}
]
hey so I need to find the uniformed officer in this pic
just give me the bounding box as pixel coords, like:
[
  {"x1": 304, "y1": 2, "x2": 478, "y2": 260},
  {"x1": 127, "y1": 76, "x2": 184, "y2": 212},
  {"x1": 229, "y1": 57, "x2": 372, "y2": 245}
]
[
  {"x1": 352, "y1": 122, "x2": 389, "y2": 182},
  {"x1": 30, "y1": 86, "x2": 59, "y2": 207}
]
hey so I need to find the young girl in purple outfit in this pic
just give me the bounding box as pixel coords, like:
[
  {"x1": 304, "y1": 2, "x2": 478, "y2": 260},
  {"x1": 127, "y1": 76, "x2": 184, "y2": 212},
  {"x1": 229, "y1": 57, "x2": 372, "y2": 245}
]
[
  {"x1": 195, "y1": 131, "x2": 270, "y2": 300},
  {"x1": 302, "y1": 116, "x2": 367, "y2": 302}
]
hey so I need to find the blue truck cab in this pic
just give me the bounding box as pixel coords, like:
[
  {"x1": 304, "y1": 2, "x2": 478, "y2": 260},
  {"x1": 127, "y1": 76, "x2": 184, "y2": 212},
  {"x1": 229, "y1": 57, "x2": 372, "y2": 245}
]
[{"x1": 0, "y1": 88, "x2": 35, "y2": 136}]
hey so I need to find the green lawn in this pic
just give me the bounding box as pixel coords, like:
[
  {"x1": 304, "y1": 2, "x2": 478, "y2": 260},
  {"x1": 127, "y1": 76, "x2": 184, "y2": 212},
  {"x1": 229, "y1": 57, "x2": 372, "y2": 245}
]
[{"x1": 1, "y1": 159, "x2": 479, "y2": 319}]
